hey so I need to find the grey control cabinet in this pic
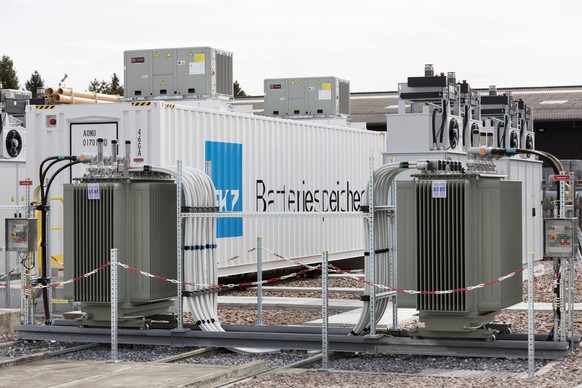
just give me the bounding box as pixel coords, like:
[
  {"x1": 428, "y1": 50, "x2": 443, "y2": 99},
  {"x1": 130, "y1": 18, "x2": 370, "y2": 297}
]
[
  {"x1": 264, "y1": 76, "x2": 350, "y2": 117},
  {"x1": 124, "y1": 47, "x2": 233, "y2": 99}
]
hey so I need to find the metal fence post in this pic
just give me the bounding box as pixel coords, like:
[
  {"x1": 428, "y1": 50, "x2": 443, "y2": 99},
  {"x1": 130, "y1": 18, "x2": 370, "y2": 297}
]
[
  {"x1": 176, "y1": 160, "x2": 184, "y2": 331},
  {"x1": 527, "y1": 251, "x2": 535, "y2": 378},
  {"x1": 390, "y1": 176, "x2": 398, "y2": 330},
  {"x1": 4, "y1": 250, "x2": 9, "y2": 308},
  {"x1": 367, "y1": 157, "x2": 377, "y2": 337},
  {"x1": 257, "y1": 236, "x2": 263, "y2": 326},
  {"x1": 109, "y1": 248, "x2": 119, "y2": 363},
  {"x1": 321, "y1": 250, "x2": 329, "y2": 371}
]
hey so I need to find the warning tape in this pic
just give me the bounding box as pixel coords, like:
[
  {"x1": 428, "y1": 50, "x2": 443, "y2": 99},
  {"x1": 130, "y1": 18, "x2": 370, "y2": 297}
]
[
  {"x1": 132, "y1": 101, "x2": 151, "y2": 107},
  {"x1": 0, "y1": 263, "x2": 110, "y2": 290},
  {"x1": 217, "y1": 247, "x2": 257, "y2": 265},
  {"x1": 0, "y1": 246, "x2": 560, "y2": 296},
  {"x1": 116, "y1": 261, "x2": 319, "y2": 290},
  {"x1": 35, "y1": 105, "x2": 55, "y2": 110}
]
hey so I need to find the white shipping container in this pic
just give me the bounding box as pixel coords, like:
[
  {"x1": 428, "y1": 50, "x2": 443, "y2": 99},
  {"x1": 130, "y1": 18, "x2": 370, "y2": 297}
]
[{"x1": 26, "y1": 102, "x2": 385, "y2": 276}]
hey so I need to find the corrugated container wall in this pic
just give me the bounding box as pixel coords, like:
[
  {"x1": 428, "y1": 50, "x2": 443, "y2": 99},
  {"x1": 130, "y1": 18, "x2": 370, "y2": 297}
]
[
  {"x1": 0, "y1": 160, "x2": 28, "y2": 274},
  {"x1": 26, "y1": 103, "x2": 385, "y2": 276}
]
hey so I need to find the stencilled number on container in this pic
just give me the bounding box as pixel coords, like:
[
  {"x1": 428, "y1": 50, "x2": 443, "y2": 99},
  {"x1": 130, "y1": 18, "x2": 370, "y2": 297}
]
[
  {"x1": 83, "y1": 138, "x2": 108, "y2": 147},
  {"x1": 137, "y1": 129, "x2": 142, "y2": 156}
]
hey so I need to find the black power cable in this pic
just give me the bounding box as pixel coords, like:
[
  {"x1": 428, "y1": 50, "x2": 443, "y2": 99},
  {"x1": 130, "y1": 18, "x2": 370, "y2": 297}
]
[
  {"x1": 463, "y1": 104, "x2": 469, "y2": 147},
  {"x1": 438, "y1": 101, "x2": 448, "y2": 146},
  {"x1": 431, "y1": 107, "x2": 438, "y2": 146},
  {"x1": 37, "y1": 157, "x2": 80, "y2": 325}
]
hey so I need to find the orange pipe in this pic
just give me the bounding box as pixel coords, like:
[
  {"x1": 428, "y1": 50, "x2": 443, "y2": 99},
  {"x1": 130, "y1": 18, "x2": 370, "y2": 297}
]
[{"x1": 58, "y1": 88, "x2": 121, "y2": 102}]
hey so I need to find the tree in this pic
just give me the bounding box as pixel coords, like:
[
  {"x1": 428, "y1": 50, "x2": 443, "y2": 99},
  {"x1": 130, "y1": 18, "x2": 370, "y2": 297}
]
[
  {"x1": 109, "y1": 73, "x2": 124, "y2": 96},
  {"x1": 0, "y1": 55, "x2": 19, "y2": 89},
  {"x1": 88, "y1": 73, "x2": 124, "y2": 95},
  {"x1": 25, "y1": 70, "x2": 45, "y2": 98},
  {"x1": 234, "y1": 80, "x2": 246, "y2": 97},
  {"x1": 88, "y1": 78, "x2": 109, "y2": 93}
]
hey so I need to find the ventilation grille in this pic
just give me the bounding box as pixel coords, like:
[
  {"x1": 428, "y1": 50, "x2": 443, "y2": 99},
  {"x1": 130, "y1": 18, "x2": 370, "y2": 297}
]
[
  {"x1": 416, "y1": 179, "x2": 466, "y2": 312},
  {"x1": 216, "y1": 51, "x2": 233, "y2": 97},
  {"x1": 339, "y1": 80, "x2": 350, "y2": 115},
  {"x1": 72, "y1": 184, "x2": 114, "y2": 302}
]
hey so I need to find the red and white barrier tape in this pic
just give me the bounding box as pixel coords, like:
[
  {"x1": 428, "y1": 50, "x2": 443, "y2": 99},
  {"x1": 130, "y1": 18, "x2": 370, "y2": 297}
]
[
  {"x1": 0, "y1": 263, "x2": 110, "y2": 290},
  {"x1": 117, "y1": 261, "x2": 318, "y2": 290},
  {"x1": 216, "y1": 247, "x2": 257, "y2": 265},
  {"x1": 0, "y1": 246, "x2": 556, "y2": 296}
]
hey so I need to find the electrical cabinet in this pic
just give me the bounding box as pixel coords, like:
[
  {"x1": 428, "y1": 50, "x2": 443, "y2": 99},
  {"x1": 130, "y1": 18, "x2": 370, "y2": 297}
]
[
  {"x1": 5, "y1": 218, "x2": 37, "y2": 252},
  {"x1": 544, "y1": 218, "x2": 577, "y2": 258},
  {"x1": 264, "y1": 77, "x2": 350, "y2": 117},
  {"x1": 124, "y1": 47, "x2": 233, "y2": 99}
]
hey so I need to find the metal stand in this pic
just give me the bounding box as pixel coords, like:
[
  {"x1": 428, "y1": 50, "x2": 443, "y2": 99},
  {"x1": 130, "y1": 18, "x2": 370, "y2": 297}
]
[
  {"x1": 3, "y1": 249, "x2": 9, "y2": 308},
  {"x1": 109, "y1": 248, "x2": 119, "y2": 363},
  {"x1": 321, "y1": 250, "x2": 330, "y2": 371},
  {"x1": 366, "y1": 157, "x2": 379, "y2": 338},
  {"x1": 46, "y1": 208, "x2": 53, "y2": 321},
  {"x1": 257, "y1": 236, "x2": 263, "y2": 326},
  {"x1": 176, "y1": 160, "x2": 184, "y2": 331},
  {"x1": 390, "y1": 177, "x2": 398, "y2": 330},
  {"x1": 527, "y1": 252, "x2": 535, "y2": 378}
]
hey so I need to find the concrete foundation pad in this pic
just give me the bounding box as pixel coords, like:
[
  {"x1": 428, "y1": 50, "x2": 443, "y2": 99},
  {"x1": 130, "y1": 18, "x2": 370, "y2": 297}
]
[
  {"x1": 305, "y1": 306, "x2": 418, "y2": 328},
  {"x1": 0, "y1": 359, "x2": 268, "y2": 387},
  {"x1": 0, "y1": 309, "x2": 19, "y2": 334}
]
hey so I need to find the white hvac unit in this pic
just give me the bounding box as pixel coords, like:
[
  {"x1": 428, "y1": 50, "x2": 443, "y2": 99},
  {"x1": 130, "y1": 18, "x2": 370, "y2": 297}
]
[
  {"x1": 386, "y1": 66, "x2": 464, "y2": 153},
  {"x1": 386, "y1": 111, "x2": 463, "y2": 153},
  {"x1": 0, "y1": 126, "x2": 24, "y2": 160},
  {"x1": 25, "y1": 102, "x2": 385, "y2": 277}
]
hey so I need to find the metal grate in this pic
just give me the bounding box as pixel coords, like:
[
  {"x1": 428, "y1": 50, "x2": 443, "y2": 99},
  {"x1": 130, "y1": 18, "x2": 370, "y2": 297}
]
[
  {"x1": 416, "y1": 179, "x2": 466, "y2": 312},
  {"x1": 216, "y1": 50, "x2": 233, "y2": 97},
  {"x1": 72, "y1": 184, "x2": 114, "y2": 303}
]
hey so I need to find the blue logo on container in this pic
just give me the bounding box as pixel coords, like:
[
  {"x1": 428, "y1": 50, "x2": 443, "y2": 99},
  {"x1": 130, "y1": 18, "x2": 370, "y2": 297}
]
[{"x1": 205, "y1": 141, "x2": 243, "y2": 238}]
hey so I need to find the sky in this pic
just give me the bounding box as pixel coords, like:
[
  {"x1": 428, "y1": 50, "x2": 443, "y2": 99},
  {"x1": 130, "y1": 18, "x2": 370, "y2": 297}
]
[{"x1": 3, "y1": 0, "x2": 581, "y2": 96}]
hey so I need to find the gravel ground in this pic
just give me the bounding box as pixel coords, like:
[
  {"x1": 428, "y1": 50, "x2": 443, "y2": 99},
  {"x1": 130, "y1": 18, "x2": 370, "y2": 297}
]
[
  {"x1": 225, "y1": 272, "x2": 364, "y2": 301},
  {"x1": 177, "y1": 349, "x2": 309, "y2": 368}
]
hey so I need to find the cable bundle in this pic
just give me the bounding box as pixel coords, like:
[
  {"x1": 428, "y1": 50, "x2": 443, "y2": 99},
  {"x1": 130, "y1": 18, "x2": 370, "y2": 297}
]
[{"x1": 352, "y1": 162, "x2": 412, "y2": 335}]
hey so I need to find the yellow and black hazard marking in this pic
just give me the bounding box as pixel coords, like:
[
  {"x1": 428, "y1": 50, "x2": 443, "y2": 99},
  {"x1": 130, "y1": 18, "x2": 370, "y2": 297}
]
[
  {"x1": 132, "y1": 101, "x2": 151, "y2": 106},
  {"x1": 36, "y1": 105, "x2": 55, "y2": 110},
  {"x1": 165, "y1": 103, "x2": 176, "y2": 109}
]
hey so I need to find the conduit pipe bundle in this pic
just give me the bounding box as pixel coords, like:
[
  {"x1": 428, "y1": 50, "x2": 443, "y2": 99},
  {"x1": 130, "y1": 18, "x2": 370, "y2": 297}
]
[
  {"x1": 352, "y1": 161, "x2": 413, "y2": 335},
  {"x1": 44, "y1": 87, "x2": 120, "y2": 104},
  {"x1": 130, "y1": 164, "x2": 272, "y2": 353}
]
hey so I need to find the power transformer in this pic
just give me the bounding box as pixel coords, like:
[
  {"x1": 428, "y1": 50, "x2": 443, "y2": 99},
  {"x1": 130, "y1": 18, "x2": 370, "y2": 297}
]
[
  {"x1": 124, "y1": 47, "x2": 233, "y2": 99},
  {"x1": 63, "y1": 179, "x2": 177, "y2": 327},
  {"x1": 397, "y1": 172, "x2": 522, "y2": 339},
  {"x1": 263, "y1": 77, "x2": 350, "y2": 117}
]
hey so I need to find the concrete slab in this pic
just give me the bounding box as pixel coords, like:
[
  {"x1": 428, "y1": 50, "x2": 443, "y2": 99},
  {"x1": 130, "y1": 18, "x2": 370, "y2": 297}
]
[
  {"x1": 0, "y1": 359, "x2": 268, "y2": 388},
  {"x1": 218, "y1": 296, "x2": 361, "y2": 312},
  {"x1": 247, "y1": 286, "x2": 364, "y2": 294},
  {"x1": 305, "y1": 305, "x2": 418, "y2": 328},
  {"x1": 0, "y1": 308, "x2": 19, "y2": 334}
]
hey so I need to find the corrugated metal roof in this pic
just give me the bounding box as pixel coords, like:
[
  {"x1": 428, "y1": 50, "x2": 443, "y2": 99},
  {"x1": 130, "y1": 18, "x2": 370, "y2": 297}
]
[{"x1": 232, "y1": 86, "x2": 582, "y2": 124}]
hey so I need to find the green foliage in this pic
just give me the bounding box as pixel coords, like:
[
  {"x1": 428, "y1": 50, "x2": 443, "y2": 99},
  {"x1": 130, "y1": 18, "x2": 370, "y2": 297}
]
[
  {"x1": 0, "y1": 55, "x2": 19, "y2": 89},
  {"x1": 88, "y1": 73, "x2": 124, "y2": 95},
  {"x1": 25, "y1": 70, "x2": 45, "y2": 98},
  {"x1": 234, "y1": 80, "x2": 246, "y2": 97}
]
